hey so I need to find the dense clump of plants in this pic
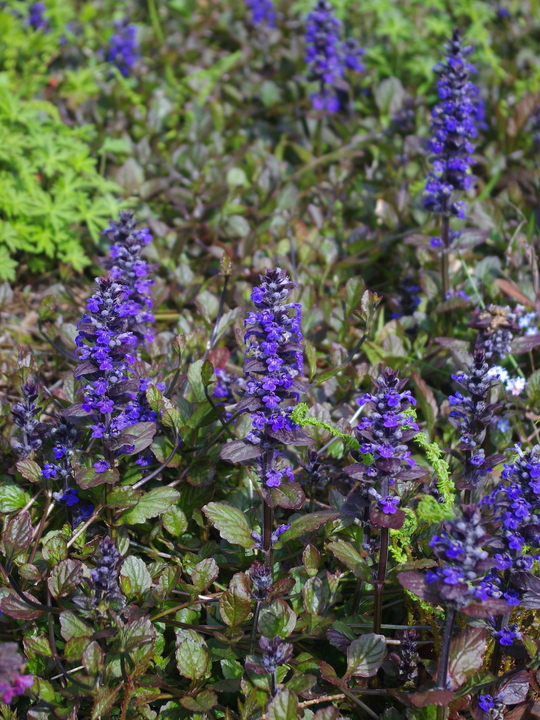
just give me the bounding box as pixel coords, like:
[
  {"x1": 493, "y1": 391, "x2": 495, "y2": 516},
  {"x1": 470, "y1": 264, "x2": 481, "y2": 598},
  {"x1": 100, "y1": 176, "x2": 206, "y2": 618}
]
[{"x1": 2, "y1": 0, "x2": 540, "y2": 719}]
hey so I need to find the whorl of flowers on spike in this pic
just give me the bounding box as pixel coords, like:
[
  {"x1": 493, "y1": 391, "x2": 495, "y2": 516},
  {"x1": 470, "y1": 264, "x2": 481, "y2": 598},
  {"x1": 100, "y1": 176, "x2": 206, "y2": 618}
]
[
  {"x1": 246, "y1": 0, "x2": 276, "y2": 27},
  {"x1": 74, "y1": 211, "x2": 156, "y2": 443},
  {"x1": 107, "y1": 21, "x2": 139, "y2": 77},
  {"x1": 305, "y1": 0, "x2": 364, "y2": 112},
  {"x1": 482, "y1": 445, "x2": 540, "y2": 581},
  {"x1": 27, "y1": 2, "x2": 49, "y2": 31},
  {"x1": 10, "y1": 383, "x2": 46, "y2": 458},
  {"x1": 42, "y1": 417, "x2": 94, "y2": 527},
  {"x1": 91, "y1": 537, "x2": 124, "y2": 604},
  {"x1": 259, "y1": 635, "x2": 293, "y2": 673},
  {"x1": 0, "y1": 644, "x2": 33, "y2": 705},
  {"x1": 241, "y1": 267, "x2": 305, "y2": 488},
  {"x1": 345, "y1": 368, "x2": 423, "y2": 521},
  {"x1": 470, "y1": 305, "x2": 519, "y2": 361},
  {"x1": 102, "y1": 210, "x2": 155, "y2": 343},
  {"x1": 426, "y1": 506, "x2": 497, "y2": 602},
  {"x1": 424, "y1": 29, "x2": 479, "y2": 246},
  {"x1": 448, "y1": 348, "x2": 504, "y2": 489}
]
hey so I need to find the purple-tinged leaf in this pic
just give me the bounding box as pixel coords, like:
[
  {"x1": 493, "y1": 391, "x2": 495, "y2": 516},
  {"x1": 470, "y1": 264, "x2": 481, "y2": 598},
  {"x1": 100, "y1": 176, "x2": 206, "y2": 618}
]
[
  {"x1": 453, "y1": 228, "x2": 490, "y2": 249},
  {"x1": 397, "y1": 572, "x2": 441, "y2": 604},
  {"x1": 504, "y1": 702, "x2": 540, "y2": 720},
  {"x1": 220, "y1": 439, "x2": 263, "y2": 463},
  {"x1": 108, "y1": 421, "x2": 156, "y2": 454},
  {"x1": 408, "y1": 689, "x2": 455, "y2": 707},
  {"x1": 461, "y1": 598, "x2": 511, "y2": 617},
  {"x1": 263, "y1": 483, "x2": 305, "y2": 510},
  {"x1": 319, "y1": 660, "x2": 347, "y2": 689},
  {"x1": 47, "y1": 559, "x2": 84, "y2": 598},
  {"x1": 0, "y1": 591, "x2": 45, "y2": 620},
  {"x1": 444, "y1": 628, "x2": 487, "y2": 690},
  {"x1": 511, "y1": 335, "x2": 540, "y2": 354},
  {"x1": 498, "y1": 670, "x2": 530, "y2": 705},
  {"x1": 370, "y1": 507, "x2": 406, "y2": 529},
  {"x1": 75, "y1": 466, "x2": 119, "y2": 490},
  {"x1": 3, "y1": 510, "x2": 33, "y2": 559}
]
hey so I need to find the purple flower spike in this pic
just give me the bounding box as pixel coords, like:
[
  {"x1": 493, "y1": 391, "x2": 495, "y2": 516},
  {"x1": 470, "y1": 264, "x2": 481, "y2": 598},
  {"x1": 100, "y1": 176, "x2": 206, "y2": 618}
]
[
  {"x1": 423, "y1": 29, "x2": 480, "y2": 242},
  {"x1": 305, "y1": 0, "x2": 364, "y2": 113},
  {"x1": 246, "y1": 0, "x2": 276, "y2": 26},
  {"x1": 240, "y1": 268, "x2": 305, "y2": 491},
  {"x1": 107, "y1": 21, "x2": 139, "y2": 77}
]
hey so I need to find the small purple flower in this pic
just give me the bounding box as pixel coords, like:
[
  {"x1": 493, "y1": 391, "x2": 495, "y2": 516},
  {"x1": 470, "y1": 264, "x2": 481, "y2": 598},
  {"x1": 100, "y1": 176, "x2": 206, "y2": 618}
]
[
  {"x1": 493, "y1": 625, "x2": 521, "y2": 646},
  {"x1": 478, "y1": 695, "x2": 495, "y2": 712},
  {"x1": 93, "y1": 460, "x2": 110, "y2": 473}
]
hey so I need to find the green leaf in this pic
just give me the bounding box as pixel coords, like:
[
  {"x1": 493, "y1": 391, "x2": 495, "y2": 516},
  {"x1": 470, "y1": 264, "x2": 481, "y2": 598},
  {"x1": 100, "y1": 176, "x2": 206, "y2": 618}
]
[
  {"x1": 180, "y1": 689, "x2": 218, "y2": 712},
  {"x1": 23, "y1": 635, "x2": 52, "y2": 658},
  {"x1": 119, "y1": 556, "x2": 152, "y2": 597},
  {"x1": 162, "y1": 506, "x2": 188, "y2": 536},
  {"x1": 279, "y1": 511, "x2": 339, "y2": 542},
  {"x1": 220, "y1": 574, "x2": 252, "y2": 629},
  {"x1": 118, "y1": 487, "x2": 180, "y2": 525},
  {"x1": 191, "y1": 558, "x2": 219, "y2": 592},
  {"x1": 91, "y1": 687, "x2": 121, "y2": 720},
  {"x1": 345, "y1": 633, "x2": 387, "y2": 678},
  {"x1": 15, "y1": 459, "x2": 42, "y2": 483},
  {"x1": 175, "y1": 632, "x2": 211, "y2": 680},
  {"x1": 258, "y1": 600, "x2": 296, "y2": 638},
  {"x1": 302, "y1": 577, "x2": 325, "y2": 615},
  {"x1": 75, "y1": 465, "x2": 119, "y2": 490},
  {"x1": 202, "y1": 502, "x2": 255, "y2": 549},
  {"x1": 0, "y1": 482, "x2": 31, "y2": 513},
  {"x1": 82, "y1": 641, "x2": 105, "y2": 676},
  {"x1": 327, "y1": 540, "x2": 372, "y2": 581},
  {"x1": 60, "y1": 611, "x2": 94, "y2": 641},
  {"x1": 267, "y1": 689, "x2": 299, "y2": 720},
  {"x1": 302, "y1": 544, "x2": 320, "y2": 577},
  {"x1": 47, "y1": 559, "x2": 84, "y2": 598},
  {"x1": 109, "y1": 422, "x2": 156, "y2": 455}
]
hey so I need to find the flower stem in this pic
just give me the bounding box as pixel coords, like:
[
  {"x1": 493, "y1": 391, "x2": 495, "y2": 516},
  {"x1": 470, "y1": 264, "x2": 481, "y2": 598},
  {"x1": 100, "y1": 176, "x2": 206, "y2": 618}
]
[
  {"x1": 441, "y1": 215, "x2": 450, "y2": 301},
  {"x1": 436, "y1": 605, "x2": 456, "y2": 720},
  {"x1": 374, "y1": 526, "x2": 389, "y2": 634}
]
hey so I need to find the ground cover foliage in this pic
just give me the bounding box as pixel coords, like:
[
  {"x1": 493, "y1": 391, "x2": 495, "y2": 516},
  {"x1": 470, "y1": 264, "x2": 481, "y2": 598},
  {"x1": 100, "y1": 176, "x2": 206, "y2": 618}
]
[{"x1": 3, "y1": 0, "x2": 540, "y2": 719}]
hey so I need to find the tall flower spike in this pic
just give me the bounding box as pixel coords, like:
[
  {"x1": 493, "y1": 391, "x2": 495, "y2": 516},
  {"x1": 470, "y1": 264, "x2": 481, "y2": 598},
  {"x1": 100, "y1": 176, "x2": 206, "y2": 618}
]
[
  {"x1": 246, "y1": 0, "x2": 276, "y2": 27},
  {"x1": 448, "y1": 348, "x2": 504, "y2": 490},
  {"x1": 424, "y1": 29, "x2": 478, "y2": 225},
  {"x1": 482, "y1": 445, "x2": 540, "y2": 599},
  {"x1": 425, "y1": 505, "x2": 502, "y2": 608},
  {"x1": 345, "y1": 367, "x2": 425, "y2": 524},
  {"x1": 107, "y1": 21, "x2": 139, "y2": 77},
  {"x1": 73, "y1": 212, "x2": 156, "y2": 446},
  {"x1": 11, "y1": 382, "x2": 47, "y2": 458},
  {"x1": 239, "y1": 267, "x2": 306, "y2": 489},
  {"x1": 101, "y1": 210, "x2": 155, "y2": 344},
  {"x1": 305, "y1": 0, "x2": 364, "y2": 112}
]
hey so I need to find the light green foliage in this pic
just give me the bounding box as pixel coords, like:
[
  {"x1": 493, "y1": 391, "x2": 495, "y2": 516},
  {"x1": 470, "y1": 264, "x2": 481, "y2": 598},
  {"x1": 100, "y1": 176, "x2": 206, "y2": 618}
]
[{"x1": 0, "y1": 75, "x2": 121, "y2": 279}]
